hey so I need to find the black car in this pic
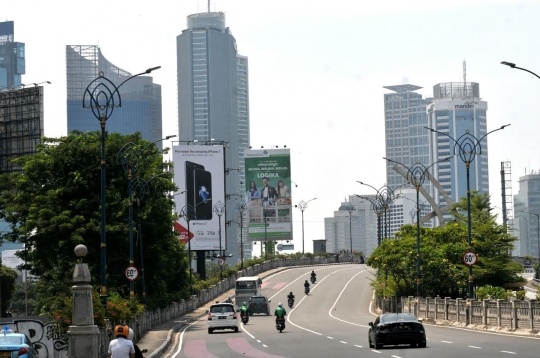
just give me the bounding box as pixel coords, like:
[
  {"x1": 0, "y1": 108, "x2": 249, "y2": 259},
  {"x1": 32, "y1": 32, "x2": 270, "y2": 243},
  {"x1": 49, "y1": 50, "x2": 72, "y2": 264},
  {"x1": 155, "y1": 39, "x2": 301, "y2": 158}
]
[
  {"x1": 368, "y1": 313, "x2": 426, "y2": 349},
  {"x1": 248, "y1": 296, "x2": 271, "y2": 315}
]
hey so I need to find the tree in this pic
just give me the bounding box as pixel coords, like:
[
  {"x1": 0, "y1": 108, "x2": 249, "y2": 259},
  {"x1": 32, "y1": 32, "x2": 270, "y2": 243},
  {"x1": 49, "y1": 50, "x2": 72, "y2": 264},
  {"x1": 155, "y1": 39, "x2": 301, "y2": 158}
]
[
  {"x1": 0, "y1": 131, "x2": 189, "y2": 308},
  {"x1": 367, "y1": 192, "x2": 522, "y2": 298},
  {"x1": 0, "y1": 265, "x2": 18, "y2": 317}
]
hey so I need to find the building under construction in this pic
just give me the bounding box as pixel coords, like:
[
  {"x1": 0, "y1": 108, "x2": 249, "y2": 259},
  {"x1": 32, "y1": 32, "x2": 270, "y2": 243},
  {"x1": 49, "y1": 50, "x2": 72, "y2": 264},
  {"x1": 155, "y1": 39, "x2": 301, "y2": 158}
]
[{"x1": 0, "y1": 86, "x2": 44, "y2": 173}]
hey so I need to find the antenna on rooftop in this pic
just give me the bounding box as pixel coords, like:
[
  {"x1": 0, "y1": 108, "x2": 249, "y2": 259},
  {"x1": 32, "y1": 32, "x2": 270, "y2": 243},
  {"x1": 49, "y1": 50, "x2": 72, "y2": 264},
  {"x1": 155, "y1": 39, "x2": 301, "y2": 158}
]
[
  {"x1": 463, "y1": 60, "x2": 467, "y2": 97},
  {"x1": 208, "y1": 0, "x2": 211, "y2": 13}
]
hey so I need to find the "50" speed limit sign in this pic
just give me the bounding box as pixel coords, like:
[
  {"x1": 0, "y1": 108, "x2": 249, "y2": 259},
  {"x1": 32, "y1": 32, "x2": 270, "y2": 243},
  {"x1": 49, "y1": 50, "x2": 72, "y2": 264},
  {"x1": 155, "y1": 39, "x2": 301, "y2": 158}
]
[{"x1": 462, "y1": 251, "x2": 478, "y2": 267}]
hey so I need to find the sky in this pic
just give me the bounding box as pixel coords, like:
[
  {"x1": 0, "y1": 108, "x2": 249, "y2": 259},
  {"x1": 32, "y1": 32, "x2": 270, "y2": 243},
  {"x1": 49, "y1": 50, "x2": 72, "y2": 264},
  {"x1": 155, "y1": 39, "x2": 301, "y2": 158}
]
[{"x1": 4, "y1": 0, "x2": 540, "y2": 253}]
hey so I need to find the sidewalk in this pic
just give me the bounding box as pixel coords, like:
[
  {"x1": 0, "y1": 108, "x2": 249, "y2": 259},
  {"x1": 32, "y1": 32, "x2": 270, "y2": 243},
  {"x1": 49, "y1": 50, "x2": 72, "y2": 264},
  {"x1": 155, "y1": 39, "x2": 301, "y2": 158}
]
[{"x1": 138, "y1": 267, "x2": 287, "y2": 358}]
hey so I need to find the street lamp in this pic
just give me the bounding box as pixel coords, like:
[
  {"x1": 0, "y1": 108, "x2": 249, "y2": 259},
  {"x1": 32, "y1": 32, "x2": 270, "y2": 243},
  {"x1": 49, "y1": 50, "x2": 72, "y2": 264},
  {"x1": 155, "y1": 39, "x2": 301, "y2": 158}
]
[
  {"x1": 344, "y1": 202, "x2": 364, "y2": 257},
  {"x1": 356, "y1": 195, "x2": 384, "y2": 246},
  {"x1": 425, "y1": 125, "x2": 510, "y2": 298},
  {"x1": 501, "y1": 62, "x2": 540, "y2": 80},
  {"x1": 116, "y1": 135, "x2": 175, "y2": 297},
  {"x1": 83, "y1": 65, "x2": 161, "y2": 304},
  {"x1": 521, "y1": 211, "x2": 540, "y2": 266},
  {"x1": 236, "y1": 200, "x2": 247, "y2": 269},
  {"x1": 213, "y1": 201, "x2": 226, "y2": 280},
  {"x1": 383, "y1": 157, "x2": 451, "y2": 298},
  {"x1": 180, "y1": 204, "x2": 196, "y2": 295},
  {"x1": 296, "y1": 198, "x2": 317, "y2": 256}
]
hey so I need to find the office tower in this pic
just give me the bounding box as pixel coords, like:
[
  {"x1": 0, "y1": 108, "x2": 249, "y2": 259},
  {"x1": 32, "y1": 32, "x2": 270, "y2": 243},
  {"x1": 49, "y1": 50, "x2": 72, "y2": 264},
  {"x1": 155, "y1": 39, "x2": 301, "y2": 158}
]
[
  {"x1": 427, "y1": 82, "x2": 488, "y2": 205},
  {"x1": 66, "y1": 45, "x2": 163, "y2": 148},
  {"x1": 513, "y1": 172, "x2": 540, "y2": 258},
  {"x1": 0, "y1": 21, "x2": 25, "y2": 89},
  {"x1": 383, "y1": 85, "x2": 432, "y2": 190},
  {"x1": 324, "y1": 196, "x2": 377, "y2": 257},
  {"x1": 177, "y1": 11, "x2": 250, "y2": 262}
]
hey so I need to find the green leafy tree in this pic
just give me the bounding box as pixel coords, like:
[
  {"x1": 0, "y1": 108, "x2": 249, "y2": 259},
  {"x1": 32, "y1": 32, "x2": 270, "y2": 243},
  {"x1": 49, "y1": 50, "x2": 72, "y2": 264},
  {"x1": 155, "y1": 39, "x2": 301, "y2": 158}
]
[
  {"x1": 0, "y1": 265, "x2": 18, "y2": 317},
  {"x1": 367, "y1": 192, "x2": 522, "y2": 298},
  {"x1": 0, "y1": 131, "x2": 189, "y2": 309},
  {"x1": 8, "y1": 279, "x2": 38, "y2": 317}
]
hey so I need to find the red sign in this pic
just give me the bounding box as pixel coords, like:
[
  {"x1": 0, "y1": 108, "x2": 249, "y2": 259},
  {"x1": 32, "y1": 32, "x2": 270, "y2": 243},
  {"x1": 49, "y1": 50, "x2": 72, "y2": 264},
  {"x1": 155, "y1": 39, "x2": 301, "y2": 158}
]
[{"x1": 174, "y1": 221, "x2": 194, "y2": 244}]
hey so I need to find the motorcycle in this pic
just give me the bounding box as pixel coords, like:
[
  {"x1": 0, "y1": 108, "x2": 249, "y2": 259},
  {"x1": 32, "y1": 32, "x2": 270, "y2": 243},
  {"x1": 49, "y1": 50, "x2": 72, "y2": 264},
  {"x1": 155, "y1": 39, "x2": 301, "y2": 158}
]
[
  {"x1": 241, "y1": 311, "x2": 249, "y2": 324},
  {"x1": 276, "y1": 317, "x2": 286, "y2": 332},
  {"x1": 305, "y1": 286, "x2": 310, "y2": 295},
  {"x1": 288, "y1": 298, "x2": 294, "y2": 308},
  {"x1": 310, "y1": 276, "x2": 316, "y2": 284}
]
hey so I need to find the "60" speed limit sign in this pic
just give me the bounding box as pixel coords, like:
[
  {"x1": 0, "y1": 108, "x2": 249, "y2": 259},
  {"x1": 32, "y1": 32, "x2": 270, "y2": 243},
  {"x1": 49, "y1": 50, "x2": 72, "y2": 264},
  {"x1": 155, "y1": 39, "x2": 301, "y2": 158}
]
[
  {"x1": 462, "y1": 251, "x2": 478, "y2": 267},
  {"x1": 125, "y1": 265, "x2": 139, "y2": 281}
]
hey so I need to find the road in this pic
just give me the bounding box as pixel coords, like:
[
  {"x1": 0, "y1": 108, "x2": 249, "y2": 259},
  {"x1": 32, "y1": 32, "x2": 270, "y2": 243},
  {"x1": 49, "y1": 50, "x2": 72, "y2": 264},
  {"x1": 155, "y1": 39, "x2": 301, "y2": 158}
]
[{"x1": 164, "y1": 265, "x2": 540, "y2": 358}]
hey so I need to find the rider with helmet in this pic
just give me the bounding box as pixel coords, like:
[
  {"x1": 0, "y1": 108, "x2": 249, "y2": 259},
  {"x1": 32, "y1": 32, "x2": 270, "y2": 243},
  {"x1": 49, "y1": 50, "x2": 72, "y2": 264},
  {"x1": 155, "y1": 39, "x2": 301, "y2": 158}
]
[
  {"x1": 274, "y1": 302, "x2": 287, "y2": 327},
  {"x1": 287, "y1": 291, "x2": 295, "y2": 301},
  {"x1": 304, "y1": 279, "x2": 311, "y2": 293},
  {"x1": 240, "y1": 301, "x2": 250, "y2": 315},
  {"x1": 108, "y1": 325, "x2": 135, "y2": 358},
  {"x1": 311, "y1": 270, "x2": 316, "y2": 279},
  {"x1": 128, "y1": 328, "x2": 144, "y2": 358}
]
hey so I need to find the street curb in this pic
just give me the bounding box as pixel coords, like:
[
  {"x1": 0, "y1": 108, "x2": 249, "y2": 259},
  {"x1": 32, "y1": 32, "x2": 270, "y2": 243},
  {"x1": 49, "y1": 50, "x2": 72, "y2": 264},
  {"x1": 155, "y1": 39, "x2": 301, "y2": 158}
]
[
  {"x1": 147, "y1": 262, "x2": 359, "y2": 357},
  {"x1": 421, "y1": 318, "x2": 540, "y2": 337}
]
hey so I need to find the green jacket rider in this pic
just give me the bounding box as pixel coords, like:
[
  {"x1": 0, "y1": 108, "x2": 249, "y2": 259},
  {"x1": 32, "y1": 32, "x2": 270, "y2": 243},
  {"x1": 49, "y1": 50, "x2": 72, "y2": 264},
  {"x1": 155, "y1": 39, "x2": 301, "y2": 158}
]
[
  {"x1": 241, "y1": 302, "x2": 249, "y2": 314},
  {"x1": 274, "y1": 302, "x2": 287, "y2": 322}
]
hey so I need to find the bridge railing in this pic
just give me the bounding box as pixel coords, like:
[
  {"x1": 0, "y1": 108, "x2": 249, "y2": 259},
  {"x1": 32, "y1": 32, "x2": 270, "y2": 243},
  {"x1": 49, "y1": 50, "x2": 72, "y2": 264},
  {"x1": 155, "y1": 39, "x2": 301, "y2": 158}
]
[{"x1": 376, "y1": 296, "x2": 540, "y2": 330}]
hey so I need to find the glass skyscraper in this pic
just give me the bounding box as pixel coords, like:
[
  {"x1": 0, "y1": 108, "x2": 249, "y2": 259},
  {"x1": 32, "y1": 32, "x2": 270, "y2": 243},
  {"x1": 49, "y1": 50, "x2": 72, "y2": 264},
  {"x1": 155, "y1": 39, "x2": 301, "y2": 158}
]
[
  {"x1": 0, "y1": 21, "x2": 24, "y2": 90},
  {"x1": 66, "y1": 45, "x2": 163, "y2": 148},
  {"x1": 513, "y1": 173, "x2": 540, "y2": 257},
  {"x1": 177, "y1": 11, "x2": 250, "y2": 262},
  {"x1": 427, "y1": 82, "x2": 489, "y2": 206}
]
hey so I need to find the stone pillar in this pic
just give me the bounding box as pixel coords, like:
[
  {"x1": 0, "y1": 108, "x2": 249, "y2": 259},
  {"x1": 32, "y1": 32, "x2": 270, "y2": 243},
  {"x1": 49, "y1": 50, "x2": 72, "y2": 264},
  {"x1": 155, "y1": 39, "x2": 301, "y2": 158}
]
[{"x1": 67, "y1": 245, "x2": 100, "y2": 358}]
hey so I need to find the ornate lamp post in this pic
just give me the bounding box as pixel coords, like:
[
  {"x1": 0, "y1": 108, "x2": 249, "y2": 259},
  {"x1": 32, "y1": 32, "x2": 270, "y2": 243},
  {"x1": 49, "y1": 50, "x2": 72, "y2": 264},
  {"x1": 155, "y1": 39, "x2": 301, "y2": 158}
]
[
  {"x1": 83, "y1": 66, "x2": 161, "y2": 304},
  {"x1": 357, "y1": 182, "x2": 403, "y2": 240},
  {"x1": 213, "y1": 201, "x2": 226, "y2": 280},
  {"x1": 425, "y1": 125, "x2": 510, "y2": 298},
  {"x1": 236, "y1": 200, "x2": 247, "y2": 269},
  {"x1": 356, "y1": 195, "x2": 384, "y2": 246},
  {"x1": 344, "y1": 201, "x2": 364, "y2": 256},
  {"x1": 521, "y1": 211, "x2": 540, "y2": 267},
  {"x1": 383, "y1": 157, "x2": 451, "y2": 297},
  {"x1": 296, "y1": 198, "x2": 317, "y2": 256},
  {"x1": 180, "y1": 204, "x2": 196, "y2": 295}
]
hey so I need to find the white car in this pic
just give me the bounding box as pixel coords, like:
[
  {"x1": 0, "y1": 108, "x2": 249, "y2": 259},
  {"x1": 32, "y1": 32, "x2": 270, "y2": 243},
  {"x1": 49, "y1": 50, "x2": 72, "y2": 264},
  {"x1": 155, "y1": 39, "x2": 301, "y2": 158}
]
[{"x1": 207, "y1": 302, "x2": 239, "y2": 334}]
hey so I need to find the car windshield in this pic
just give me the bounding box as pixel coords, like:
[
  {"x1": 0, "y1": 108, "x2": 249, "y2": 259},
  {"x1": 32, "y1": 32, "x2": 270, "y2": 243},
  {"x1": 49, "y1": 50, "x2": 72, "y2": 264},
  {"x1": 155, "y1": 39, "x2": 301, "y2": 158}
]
[
  {"x1": 381, "y1": 314, "x2": 417, "y2": 323},
  {"x1": 250, "y1": 297, "x2": 266, "y2": 303},
  {"x1": 210, "y1": 305, "x2": 234, "y2": 314},
  {"x1": 0, "y1": 335, "x2": 23, "y2": 344}
]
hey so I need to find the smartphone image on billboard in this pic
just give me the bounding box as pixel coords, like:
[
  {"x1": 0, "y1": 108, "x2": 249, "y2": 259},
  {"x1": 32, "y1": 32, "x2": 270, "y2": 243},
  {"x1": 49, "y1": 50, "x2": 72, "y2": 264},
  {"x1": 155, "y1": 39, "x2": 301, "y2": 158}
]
[
  {"x1": 185, "y1": 161, "x2": 204, "y2": 214},
  {"x1": 194, "y1": 168, "x2": 213, "y2": 220}
]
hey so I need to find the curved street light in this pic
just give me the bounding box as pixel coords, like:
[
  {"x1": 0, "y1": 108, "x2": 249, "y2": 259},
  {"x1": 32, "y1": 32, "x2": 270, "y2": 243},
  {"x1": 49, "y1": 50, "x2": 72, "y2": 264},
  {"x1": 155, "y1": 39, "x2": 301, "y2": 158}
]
[
  {"x1": 344, "y1": 201, "x2": 365, "y2": 257},
  {"x1": 83, "y1": 65, "x2": 161, "y2": 304},
  {"x1": 501, "y1": 62, "x2": 540, "y2": 80},
  {"x1": 213, "y1": 201, "x2": 226, "y2": 279},
  {"x1": 425, "y1": 125, "x2": 510, "y2": 298},
  {"x1": 179, "y1": 204, "x2": 196, "y2": 295},
  {"x1": 383, "y1": 157, "x2": 451, "y2": 297},
  {"x1": 235, "y1": 200, "x2": 247, "y2": 269},
  {"x1": 356, "y1": 195, "x2": 384, "y2": 246},
  {"x1": 296, "y1": 198, "x2": 317, "y2": 256}
]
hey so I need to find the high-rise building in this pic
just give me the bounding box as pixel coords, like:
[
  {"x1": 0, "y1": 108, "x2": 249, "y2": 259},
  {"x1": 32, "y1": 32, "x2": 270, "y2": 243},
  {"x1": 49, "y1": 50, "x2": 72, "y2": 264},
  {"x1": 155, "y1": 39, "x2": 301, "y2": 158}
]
[
  {"x1": 427, "y1": 82, "x2": 488, "y2": 206},
  {"x1": 66, "y1": 45, "x2": 163, "y2": 148},
  {"x1": 177, "y1": 11, "x2": 250, "y2": 263},
  {"x1": 0, "y1": 21, "x2": 25, "y2": 90},
  {"x1": 383, "y1": 85, "x2": 432, "y2": 190},
  {"x1": 513, "y1": 172, "x2": 540, "y2": 258}
]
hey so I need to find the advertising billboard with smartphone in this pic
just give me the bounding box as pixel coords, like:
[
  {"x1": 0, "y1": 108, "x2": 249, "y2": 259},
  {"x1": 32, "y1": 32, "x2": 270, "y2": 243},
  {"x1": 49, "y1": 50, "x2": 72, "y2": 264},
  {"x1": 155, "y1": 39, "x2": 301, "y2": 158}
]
[
  {"x1": 244, "y1": 148, "x2": 293, "y2": 241},
  {"x1": 172, "y1": 144, "x2": 226, "y2": 250}
]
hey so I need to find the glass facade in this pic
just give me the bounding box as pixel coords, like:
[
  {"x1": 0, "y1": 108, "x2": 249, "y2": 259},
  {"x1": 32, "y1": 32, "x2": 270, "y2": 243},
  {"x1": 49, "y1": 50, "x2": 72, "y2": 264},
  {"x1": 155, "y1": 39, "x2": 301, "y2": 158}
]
[
  {"x1": 65, "y1": 45, "x2": 163, "y2": 148},
  {"x1": 0, "y1": 21, "x2": 25, "y2": 90}
]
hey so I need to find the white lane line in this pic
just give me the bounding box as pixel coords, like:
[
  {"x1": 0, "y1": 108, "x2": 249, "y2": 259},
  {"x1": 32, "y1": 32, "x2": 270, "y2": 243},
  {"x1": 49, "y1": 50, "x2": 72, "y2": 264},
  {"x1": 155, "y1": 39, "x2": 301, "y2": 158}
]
[
  {"x1": 327, "y1": 270, "x2": 368, "y2": 327},
  {"x1": 354, "y1": 345, "x2": 363, "y2": 348},
  {"x1": 501, "y1": 351, "x2": 517, "y2": 354},
  {"x1": 256, "y1": 339, "x2": 261, "y2": 343},
  {"x1": 340, "y1": 341, "x2": 347, "y2": 344},
  {"x1": 391, "y1": 355, "x2": 402, "y2": 358},
  {"x1": 263, "y1": 344, "x2": 268, "y2": 348},
  {"x1": 327, "y1": 336, "x2": 334, "y2": 339},
  {"x1": 441, "y1": 340, "x2": 453, "y2": 343},
  {"x1": 287, "y1": 266, "x2": 361, "y2": 335},
  {"x1": 240, "y1": 322, "x2": 256, "y2": 339},
  {"x1": 170, "y1": 319, "x2": 201, "y2": 358},
  {"x1": 469, "y1": 345, "x2": 482, "y2": 349},
  {"x1": 372, "y1": 350, "x2": 382, "y2": 354}
]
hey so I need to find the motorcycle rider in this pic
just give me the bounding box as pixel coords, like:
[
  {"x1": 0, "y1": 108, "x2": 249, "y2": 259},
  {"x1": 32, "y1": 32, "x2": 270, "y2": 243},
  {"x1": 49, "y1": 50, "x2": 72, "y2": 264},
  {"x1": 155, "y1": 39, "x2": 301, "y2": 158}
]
[
  {"x1": 287, "y1": 291, "x2": 295, "y2": 302},
  {"x1": 304, "y1": 280, "x2": 310, "y2": 293},
  {"x1": 240, "y1": 301, "x2": 250, "y2": 316},
  {"x1": 274, "y1": 302, "x2": 287, "y2": 328},
  {"x1": 311, "y1": 270, "x2": 316, "y2": 280}
]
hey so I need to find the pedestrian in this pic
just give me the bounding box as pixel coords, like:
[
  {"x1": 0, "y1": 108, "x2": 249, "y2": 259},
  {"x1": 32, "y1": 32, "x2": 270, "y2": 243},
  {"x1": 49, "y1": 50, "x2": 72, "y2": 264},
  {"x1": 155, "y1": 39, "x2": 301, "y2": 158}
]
[{"x1": 108, "y1": 325, "x2": 135, "y2": 358}]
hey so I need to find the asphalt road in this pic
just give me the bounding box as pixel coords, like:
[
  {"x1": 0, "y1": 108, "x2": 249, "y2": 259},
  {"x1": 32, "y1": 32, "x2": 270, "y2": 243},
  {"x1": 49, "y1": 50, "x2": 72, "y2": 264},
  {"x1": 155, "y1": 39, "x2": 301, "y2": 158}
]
[{"x1": 163, "y1": 265, "x2": 540, "y2": 358}]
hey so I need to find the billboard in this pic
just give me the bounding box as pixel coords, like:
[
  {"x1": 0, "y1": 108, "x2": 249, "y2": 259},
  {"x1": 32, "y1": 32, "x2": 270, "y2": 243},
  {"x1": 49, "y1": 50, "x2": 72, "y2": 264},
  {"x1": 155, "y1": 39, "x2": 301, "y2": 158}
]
[
  {"x1": 244, "y1": 148, "x2": 292, "y2": 241},
  {"x1": 172, "y1": 145, "x2": 226, "y2": 250}
]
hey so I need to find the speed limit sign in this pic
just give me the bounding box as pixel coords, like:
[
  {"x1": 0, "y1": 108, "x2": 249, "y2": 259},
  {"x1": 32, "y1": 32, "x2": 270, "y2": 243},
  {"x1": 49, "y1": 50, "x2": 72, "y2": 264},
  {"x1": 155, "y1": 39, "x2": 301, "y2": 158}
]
[
  {"x1": 125, "y1": 265, "x2": 139, "y2": 281},
  {"x1": 462, "y1": 251, "x2": 478, "y2": 267},
  {"x1": 218, "y1": 258, "x2": 225, "y2": 266}
]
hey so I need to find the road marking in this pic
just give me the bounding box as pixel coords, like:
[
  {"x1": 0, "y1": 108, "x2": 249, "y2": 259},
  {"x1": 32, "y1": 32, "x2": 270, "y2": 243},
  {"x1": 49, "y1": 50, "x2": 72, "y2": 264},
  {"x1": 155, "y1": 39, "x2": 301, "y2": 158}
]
[
  {"x1": 240, "y1": 322, "x2": 256, "y2": 339},
  {"x1": 468, "y1": 345, "x2": 482, "y2": 349},
  {"x1": 170, "y1": 319, "x2": 202, "y2": 358},
  {"x1": 340, "y1": 341, "x2": 347, "y2": 344},
  {"x1": 391, "y1": 355, "x2": 402, "y2": 358},
  {"x1": 441, "y1": 340, "x2": 453, "y2": 343},
  {"x1": 372, "y1": 350, "x2": 382, "y2": 354},
  {"x1": 327, "y1": 270, "x2": 368, "y2": 327},
  {"x1": 227, "y1": 338, "x2": 283, "y2": 358},
  {"x1": 257, "y1": 340, "x2": 261, "y2": 343},
  {"x1": 262, "y1": 344, "x2": 268, "y2": 347},
  {"x1": 183, "y1": 340, "x2": 218, "y2": 358},
  {"x1": 327, "y1": 336, "x2": 334, "y2": 339},
  {"x1": 354, "y1": 345, "x2": 363, "y2": 348},
  {"x1": 501, "y1": 351, "x2": 517, "y2": 354}
]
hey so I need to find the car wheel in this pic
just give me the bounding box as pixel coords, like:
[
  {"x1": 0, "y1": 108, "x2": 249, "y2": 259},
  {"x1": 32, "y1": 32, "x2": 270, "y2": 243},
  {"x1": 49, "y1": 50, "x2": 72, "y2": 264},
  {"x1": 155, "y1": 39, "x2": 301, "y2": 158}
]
[
  {"x1": 266, "y1": 310, "x2": 270, "y2": 316},
  {"x1": 208, "y1": 328, "x2": 213, "y2": 334},
  {"x1": 375, "y1": 339, "x2": 382, "y2": 350},
  {"x1": 418, "y1": 341, "x2": 426, "y2": 348},
  {"x1": 368, "y1": 337, "x2": 373, "y2": 348},
  {"x1": 234, "y1": 327, "x2": 239, "y2": 333},
  {"x1": 249, "y1": 312, "x2": 253, "y2": 316}
]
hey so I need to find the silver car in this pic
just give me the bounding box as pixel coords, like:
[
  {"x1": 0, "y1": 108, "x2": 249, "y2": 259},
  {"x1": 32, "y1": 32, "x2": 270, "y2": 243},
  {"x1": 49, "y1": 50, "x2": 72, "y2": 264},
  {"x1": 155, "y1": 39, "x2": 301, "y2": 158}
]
[{"x1": 207, "y1": 302, "x2": 239, "y2": 334}]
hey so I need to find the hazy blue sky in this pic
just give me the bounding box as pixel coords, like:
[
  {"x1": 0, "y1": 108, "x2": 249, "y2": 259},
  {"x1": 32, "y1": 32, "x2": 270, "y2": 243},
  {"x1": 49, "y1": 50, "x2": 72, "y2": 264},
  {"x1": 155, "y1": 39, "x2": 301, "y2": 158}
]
[{"x1": 4, "y1": 0, "x2": 540, "y2": 252}]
